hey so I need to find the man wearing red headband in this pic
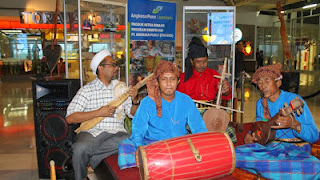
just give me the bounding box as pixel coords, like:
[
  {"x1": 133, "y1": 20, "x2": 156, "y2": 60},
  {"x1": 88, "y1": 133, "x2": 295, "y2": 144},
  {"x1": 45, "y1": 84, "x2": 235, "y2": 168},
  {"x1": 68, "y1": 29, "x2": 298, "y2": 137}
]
[
  {"x1": 235, "y1": 63, "x2": 319, "y2": 179},
  {"x1": 118, "y1": 60, "x2": 208, "y2": 169}
]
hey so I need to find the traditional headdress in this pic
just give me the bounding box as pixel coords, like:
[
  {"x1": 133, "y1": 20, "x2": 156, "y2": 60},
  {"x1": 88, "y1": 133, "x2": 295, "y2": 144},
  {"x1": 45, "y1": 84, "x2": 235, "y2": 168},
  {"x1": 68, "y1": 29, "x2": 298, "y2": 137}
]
[
  {"x1": 146, "y1": 60, "x2": 180, "y2": 117},
  {"x1": 252, "y1": 62, "x2": 283, "y2": 120},
  {"x1": 90, "y1": 49, "x2": 111, "y2": 75},
  {"x1": 252, "y1": 62, "x2": 283, "y2": 83},
  {"x1": 184, "y1": 37, "x2": 208, "y2": 82}
]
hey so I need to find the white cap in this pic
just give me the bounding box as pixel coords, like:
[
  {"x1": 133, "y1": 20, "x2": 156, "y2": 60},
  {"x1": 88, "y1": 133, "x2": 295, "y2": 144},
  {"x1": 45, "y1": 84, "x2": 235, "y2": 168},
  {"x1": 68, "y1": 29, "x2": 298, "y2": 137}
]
[{"x1": 90, "y1": 50, "x2": 111, "y2": 75}]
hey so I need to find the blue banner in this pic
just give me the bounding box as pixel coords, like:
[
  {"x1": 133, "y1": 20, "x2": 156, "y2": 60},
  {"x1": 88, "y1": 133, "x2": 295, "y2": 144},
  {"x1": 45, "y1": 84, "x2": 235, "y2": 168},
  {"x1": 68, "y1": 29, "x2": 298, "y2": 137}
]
[{"x1": 128, "y1": 0, "x2": 176, "y2": 41}]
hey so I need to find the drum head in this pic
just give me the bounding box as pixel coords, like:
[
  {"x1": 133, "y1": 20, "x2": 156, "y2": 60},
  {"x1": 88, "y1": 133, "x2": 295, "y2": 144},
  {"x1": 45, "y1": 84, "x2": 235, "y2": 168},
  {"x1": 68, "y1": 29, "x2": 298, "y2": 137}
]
[
  {"x1": 203, "y1": 108, "x2": 230, "y2": 132},
  {"x1": 136, "y1": 146, "x2": 148, "y2": 180},
  {"x1": 137, "y1": 150, "x2": 145, "y2": 180}
]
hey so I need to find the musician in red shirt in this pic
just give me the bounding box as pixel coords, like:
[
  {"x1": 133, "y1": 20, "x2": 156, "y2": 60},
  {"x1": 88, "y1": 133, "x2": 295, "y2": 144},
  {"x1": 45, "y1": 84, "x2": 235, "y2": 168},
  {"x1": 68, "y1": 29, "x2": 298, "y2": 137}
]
[{"x1": 177, "y1": 37, "x2": 232, "y2": 102}]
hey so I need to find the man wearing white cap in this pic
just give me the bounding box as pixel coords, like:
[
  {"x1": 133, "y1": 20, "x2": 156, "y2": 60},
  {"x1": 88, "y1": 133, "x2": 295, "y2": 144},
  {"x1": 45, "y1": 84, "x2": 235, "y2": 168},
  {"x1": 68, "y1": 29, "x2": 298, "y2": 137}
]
[{"x1": 66, "y1": 50, "x2": 139, "y2": 180}]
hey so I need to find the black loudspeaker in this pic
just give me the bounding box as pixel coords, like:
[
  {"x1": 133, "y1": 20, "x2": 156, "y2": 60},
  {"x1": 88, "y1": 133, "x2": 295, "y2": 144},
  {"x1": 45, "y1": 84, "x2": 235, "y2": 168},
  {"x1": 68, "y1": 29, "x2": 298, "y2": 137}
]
[{"x1": 32, "y1": 79, "x2": 80, "y2": 179}]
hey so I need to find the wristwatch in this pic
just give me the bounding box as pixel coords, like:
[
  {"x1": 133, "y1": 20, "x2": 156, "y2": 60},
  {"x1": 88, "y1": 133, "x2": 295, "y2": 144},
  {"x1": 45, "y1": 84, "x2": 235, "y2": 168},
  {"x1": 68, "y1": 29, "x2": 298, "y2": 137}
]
[{"x1": 132, "y1": 100, "x2": 140, "y2": 105}]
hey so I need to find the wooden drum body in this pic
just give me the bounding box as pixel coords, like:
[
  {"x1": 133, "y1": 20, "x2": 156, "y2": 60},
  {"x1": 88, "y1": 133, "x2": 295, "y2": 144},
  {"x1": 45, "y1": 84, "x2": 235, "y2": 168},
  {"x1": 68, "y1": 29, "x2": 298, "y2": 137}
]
[{"x1": 136, "y1": 132, "x2": 235, "y2": 180}]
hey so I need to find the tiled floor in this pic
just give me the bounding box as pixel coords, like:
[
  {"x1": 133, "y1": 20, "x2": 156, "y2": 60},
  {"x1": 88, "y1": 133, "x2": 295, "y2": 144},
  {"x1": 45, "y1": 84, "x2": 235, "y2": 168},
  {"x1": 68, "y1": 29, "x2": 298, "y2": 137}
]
[
  {"x1": 0, "y1": 72, "x2": 319, "y2": 180},
  {"x1": 0, "y1": 80, "x2": 39, "y2": 180}
]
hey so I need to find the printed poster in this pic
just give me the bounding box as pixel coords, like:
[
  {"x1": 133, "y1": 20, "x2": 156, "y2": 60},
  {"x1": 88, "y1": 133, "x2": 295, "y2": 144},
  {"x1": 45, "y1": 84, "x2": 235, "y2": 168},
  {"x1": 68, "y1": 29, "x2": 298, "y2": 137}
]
[{"x1": 128, "y1": 0, "x2": 176, "y2": 86}]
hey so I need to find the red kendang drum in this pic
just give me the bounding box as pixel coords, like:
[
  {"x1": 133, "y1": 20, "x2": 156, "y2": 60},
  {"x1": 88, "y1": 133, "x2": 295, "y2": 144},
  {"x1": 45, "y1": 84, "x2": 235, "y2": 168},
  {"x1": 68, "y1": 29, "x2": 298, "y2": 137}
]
[{"x1": 136, "y1": 132, "x2": 235, "y2": 180}]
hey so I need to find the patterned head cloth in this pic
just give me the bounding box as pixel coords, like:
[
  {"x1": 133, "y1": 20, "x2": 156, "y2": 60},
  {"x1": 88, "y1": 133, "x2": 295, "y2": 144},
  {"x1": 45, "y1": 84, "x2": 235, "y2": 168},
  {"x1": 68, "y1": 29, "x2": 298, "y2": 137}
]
[
  {"x1": 184, "y1": 37, "x2": 208, "y2": 82},
  {"x1": 146, "y1": 60, "x2": 180, "y2": 117},
  {"x1": 252, "y1": 62, "x2": 283, "y2": 83}
]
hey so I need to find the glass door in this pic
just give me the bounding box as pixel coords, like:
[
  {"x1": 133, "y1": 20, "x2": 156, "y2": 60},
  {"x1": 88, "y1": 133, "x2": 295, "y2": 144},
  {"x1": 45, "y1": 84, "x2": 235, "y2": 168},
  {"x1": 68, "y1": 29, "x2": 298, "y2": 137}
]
[
  {"x1": 182, "y1": 6, "x2": 236, "y2": 107},
  {"x1": 64, "y1": 0, "x2": 127, "y2": 86}
]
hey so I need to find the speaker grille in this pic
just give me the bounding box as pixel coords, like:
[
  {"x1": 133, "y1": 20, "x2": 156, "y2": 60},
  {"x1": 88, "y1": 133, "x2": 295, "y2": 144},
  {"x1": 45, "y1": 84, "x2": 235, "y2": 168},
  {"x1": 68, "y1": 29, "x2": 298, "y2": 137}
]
[
  {"x1": 41, "y1": 113, "x2": 68, "y2": 141},
  {"x1": 44, "y1": 148, "x2": 68, "y2": 173},
  {"x1": 32, "y1": 79, "x2": 80, "y2": 179}
]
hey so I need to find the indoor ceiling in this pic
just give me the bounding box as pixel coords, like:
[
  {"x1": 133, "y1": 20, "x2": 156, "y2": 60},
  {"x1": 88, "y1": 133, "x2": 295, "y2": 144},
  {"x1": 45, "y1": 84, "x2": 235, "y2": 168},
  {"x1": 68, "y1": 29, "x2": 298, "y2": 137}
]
[
  {"x1": 0, "y1": 0, "x2": 319, "y2": 20},
  {"x1": 224, "y1": 0, "x2": 320, "y2": 24},
  {"x1": 223, "y1": 0, "x2": 319, "y2": 11},
  {"x1": 0, "y1": 0, "x2": 318, "y2": 12},
  {"x1": 0, "y1": 0, "x2": 316, "y2": 12}
]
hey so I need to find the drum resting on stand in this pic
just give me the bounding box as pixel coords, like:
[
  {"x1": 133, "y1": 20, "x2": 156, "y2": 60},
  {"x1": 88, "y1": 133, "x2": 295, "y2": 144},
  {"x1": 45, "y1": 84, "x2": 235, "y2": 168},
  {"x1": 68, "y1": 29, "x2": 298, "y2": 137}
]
[{"x1": 136, "y1": 132, "x2": 235, "y2": 180}]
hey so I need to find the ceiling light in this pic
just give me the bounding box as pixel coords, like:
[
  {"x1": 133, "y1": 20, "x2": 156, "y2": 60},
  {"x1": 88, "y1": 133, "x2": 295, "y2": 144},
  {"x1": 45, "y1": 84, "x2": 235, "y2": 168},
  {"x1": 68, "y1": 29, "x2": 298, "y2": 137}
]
[
  {"x1": 302, "y1": 4, "x2": 317, "y2": 9},
  {"x1": 1, "y1": 30, "x2": 23, "y2": 34}
]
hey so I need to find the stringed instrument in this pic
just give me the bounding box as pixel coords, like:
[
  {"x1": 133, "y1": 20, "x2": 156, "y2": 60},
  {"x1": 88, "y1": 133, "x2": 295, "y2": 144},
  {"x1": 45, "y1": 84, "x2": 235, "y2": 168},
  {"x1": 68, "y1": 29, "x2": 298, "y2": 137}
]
[
  {"x1": 200, "y1": 58, "x2": 243, "y2": 132},
  {"x1": 74, "y1": 73, "x2": 153, "y2": 133},
  {"x1": 251, "y1": 97, "x2": 304, "y2": 145}
]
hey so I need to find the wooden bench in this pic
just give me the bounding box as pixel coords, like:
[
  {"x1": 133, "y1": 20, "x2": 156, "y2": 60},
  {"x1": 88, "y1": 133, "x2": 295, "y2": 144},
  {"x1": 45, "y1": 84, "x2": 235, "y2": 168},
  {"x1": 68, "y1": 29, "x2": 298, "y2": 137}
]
[
  {"x1": 101, "y1": 154, "x2": 236, "y2": 180},
  {"x1": 100, "y1": 123, "x2": 320, "y2": 180}
]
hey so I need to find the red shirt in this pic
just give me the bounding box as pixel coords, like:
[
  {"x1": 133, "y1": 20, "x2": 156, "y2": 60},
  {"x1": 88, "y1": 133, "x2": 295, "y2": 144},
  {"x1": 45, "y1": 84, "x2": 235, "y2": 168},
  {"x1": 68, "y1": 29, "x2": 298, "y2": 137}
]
[{"x1": 177, "y1": 68, "x2": 232, "y2": 101}]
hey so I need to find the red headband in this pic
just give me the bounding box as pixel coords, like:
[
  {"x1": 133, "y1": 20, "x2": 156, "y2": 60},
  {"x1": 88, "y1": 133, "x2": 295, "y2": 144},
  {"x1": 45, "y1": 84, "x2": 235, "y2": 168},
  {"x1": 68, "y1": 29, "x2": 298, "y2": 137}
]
[
  {"x1": 146, "y1": 60, "x2": 180, "y2": 117},
  {"x1": 252, "y1": 63, "x2": 282, "y2": 83}
]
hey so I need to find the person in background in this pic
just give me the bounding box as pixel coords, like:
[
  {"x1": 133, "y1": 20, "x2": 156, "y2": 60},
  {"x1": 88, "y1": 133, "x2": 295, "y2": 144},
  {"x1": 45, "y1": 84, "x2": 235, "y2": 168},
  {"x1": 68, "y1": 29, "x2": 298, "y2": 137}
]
[
  {"x1": 256, "y1": 49, "x2": 264, "y2": 69},
  {"x1": 236, "y1": 63, "x2": 319, "y2": 179},
  {"x1": 57, "y1": 57, "x2": 65, "y2": 76},
  {"x1": 235, "y1": 41, "x2": 245, "y2": 101},
  {"x1": 118, "y1": 60, "x2": 208, "y2": 169},
  {"x1": 66, "y1": 50, "x2": 139, "y2": 180},
  {"x1": 24, "y1": 55, "x2": 33, "y2": 73}
]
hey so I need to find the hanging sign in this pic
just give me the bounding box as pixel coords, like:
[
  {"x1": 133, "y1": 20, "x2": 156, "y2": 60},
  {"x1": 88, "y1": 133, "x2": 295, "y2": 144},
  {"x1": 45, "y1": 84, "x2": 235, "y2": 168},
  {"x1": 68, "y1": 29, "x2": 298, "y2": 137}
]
[
  {"x1": 127, "y1": 0, "x2": 176, "y2": 86},
  {"x1": 128, "y1": 0, "x2": 176, "y2": 41}
]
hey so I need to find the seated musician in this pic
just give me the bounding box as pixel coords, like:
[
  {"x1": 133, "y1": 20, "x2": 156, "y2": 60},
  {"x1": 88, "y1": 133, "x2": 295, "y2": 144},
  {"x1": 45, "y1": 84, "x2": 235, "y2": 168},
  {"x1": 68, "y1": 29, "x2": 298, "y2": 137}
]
[
  {"x1": 177, "y1": 37, "x2": 236, "y2": 144},
  {"x1": 118, "y1": 60, "x2": 208, "y2": 169},
  {"x1": 236, "y1": 63, "x2": 320, "y2": 179},
  {"x1": 177, "y1": 36, "x2": 232, "y2": 101},
  {"x1": 66, "y1": 50, "x2": 139, "y2": 180}
]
